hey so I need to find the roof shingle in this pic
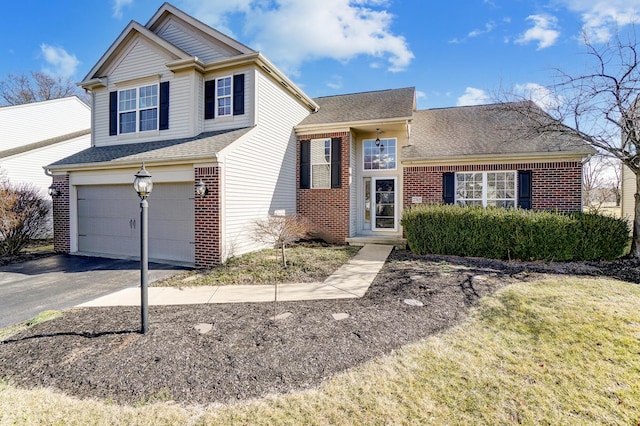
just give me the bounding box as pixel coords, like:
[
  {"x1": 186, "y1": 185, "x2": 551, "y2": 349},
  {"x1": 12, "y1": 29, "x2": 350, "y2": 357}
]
[
  {"x1": 404, "y1": 102, "x2": 595, "y2": 160},
  {"x1": 47, "y1": 127, "x2": 254, "y2": 169},
  {"x1": 298, "y1": 87, "x2": 415, "y2": 126}
]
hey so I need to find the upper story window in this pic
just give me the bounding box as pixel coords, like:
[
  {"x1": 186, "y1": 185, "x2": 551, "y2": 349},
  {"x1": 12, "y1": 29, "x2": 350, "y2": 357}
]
[
  {"x1": 118, "y1": 84, "x2": 158, "y2": 134},
  {"x1": 204, "y1": 74, "x2": 245, "y2": 120},
  {"x1": 217, "y1": 76, "x2": 232, "y2": 117},
  {"x1": 455, "y1": 171, "x2": 516, "y2": 208},
  {"x1": 363, "y1": 138, "x2": 396, "y2": 170}
]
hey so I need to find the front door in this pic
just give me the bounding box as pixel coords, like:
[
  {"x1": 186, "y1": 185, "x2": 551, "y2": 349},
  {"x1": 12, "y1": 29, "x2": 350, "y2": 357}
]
[{"x1": 362, "y1": 177, "x2": 397, "y2": 231}]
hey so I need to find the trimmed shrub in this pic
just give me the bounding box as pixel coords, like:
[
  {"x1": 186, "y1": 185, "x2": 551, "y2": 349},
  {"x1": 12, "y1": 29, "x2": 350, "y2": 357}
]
[{"x1": 401, "y1": 204, "x2": 630, "y2": 261}]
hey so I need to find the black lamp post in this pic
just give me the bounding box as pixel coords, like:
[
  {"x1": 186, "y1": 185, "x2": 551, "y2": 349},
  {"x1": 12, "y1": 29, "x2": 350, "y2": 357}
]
[{"x1": 133, "y1": 163, "x2": 153, "y2": 334}]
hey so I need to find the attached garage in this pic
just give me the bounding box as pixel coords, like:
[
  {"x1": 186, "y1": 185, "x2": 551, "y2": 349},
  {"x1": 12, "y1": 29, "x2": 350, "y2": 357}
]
[{"x1": 76, "y1": 182, "x2": 194, "y2": 264}]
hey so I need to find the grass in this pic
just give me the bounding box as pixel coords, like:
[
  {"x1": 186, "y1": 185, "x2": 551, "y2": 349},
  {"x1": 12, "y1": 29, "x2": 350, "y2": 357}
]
[
  {"x1": 0, "y1": 310, "x2": 62, "y2": 341},
  {"x1": 154, "y1": 243, "x2": 362, "y2": 287},
  {"x1": 1, "y1": 277, "x2": 639, "y2": 425}
]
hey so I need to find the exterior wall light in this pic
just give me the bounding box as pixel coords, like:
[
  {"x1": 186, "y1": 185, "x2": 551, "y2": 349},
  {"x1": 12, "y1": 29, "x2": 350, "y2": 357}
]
[
  {"x1": 48, "y1": 185, "x2": 61, "y2": 197},
  {"x1": 195, "y1": 179, "x2": 208, "y2": 196}
]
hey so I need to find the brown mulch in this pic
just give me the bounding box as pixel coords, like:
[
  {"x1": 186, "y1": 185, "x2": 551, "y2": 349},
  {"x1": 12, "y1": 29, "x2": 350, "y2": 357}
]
[{"x1": 0, "y1": 249, "x2": 638, "y2": 406}]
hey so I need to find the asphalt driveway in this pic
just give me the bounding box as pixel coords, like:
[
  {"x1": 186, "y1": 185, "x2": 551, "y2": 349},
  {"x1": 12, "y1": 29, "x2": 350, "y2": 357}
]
[{"x1": 0, "y1": 255, "x2": 186, "y2": 328}]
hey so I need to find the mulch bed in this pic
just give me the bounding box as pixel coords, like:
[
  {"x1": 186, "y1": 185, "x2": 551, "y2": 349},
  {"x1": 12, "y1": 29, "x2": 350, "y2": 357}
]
[{"x1": 0, "y1": 249, "x2": 638, "y2": 406}]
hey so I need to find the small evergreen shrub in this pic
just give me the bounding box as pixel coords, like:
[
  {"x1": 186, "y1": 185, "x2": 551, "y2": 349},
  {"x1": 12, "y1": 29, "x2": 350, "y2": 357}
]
[{"x1": 401, "y1": 204, "x2": 630, "y2": 261}]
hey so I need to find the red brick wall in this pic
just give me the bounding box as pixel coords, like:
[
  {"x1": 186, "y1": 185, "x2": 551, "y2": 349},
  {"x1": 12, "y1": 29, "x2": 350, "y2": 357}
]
[
  {"x1": 51, "y1": 174, "x2": 70, "y2": 253},
  {"x1": 403, "y1": 161, "x2": 583, "y2": 211},
  {"x1": 297, "y1": 132, "x2": 351, "y2": 243},
  {"x1": 194, "y1": 166, "x2": 221, "y2": 268}
]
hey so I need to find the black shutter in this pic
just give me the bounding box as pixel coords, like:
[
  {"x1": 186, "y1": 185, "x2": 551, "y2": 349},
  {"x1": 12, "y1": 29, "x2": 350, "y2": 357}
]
[
  {"x1": 443, "y1": 172, "x2": 455, "y2": 204},
  {"x1": 109, "y1": 91, "x2": 118, "y2": 136},
  {"x1": 331, "y1": 137, "x2": 342, "y2": 188},
  {"x1": 518, "y1": 170, "x2": 533, "y2": 209},
  {"x1": 233, "y1": 74, "x2": 245, "y2": 116},
  {"x1": 300, "y1": 140, "x2": 310, "y2": 189},
  {"x1": 204, "y1": 80, "x2": 215, "y2": 119},
  {"x1": 159, "y1": 81, "x2": 169, "y2": 130}
]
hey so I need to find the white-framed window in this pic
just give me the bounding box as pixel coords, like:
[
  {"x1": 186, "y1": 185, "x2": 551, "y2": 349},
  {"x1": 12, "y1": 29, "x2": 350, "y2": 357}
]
[
  {"x1": 311, "y1": 138, "x2": 331, "y2": 189},
  {"x1": 456, "y1": 171, "x2": 516, "y2": 208},
  {"x1": 363, "y1": 138, "x2": 396, "y2": 170},
  {"x1": 216, "y1": 76, "x2": 232, "y2": 117},
  {"x1": 118, "y1": 84, "x2": 158, "y2": 134}
]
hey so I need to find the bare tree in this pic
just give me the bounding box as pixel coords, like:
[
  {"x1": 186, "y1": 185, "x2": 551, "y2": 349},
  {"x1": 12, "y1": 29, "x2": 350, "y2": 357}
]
[
  {"x1": 583, "y1": 155, "x2": 621, "y2": 211},
  {"x1": 0, "y1": 182, "x2": 50, "y2": 256},
  {"x1": 253, "y1": 213, "x2": 308, "y2": 319},
  {"x1": 0, "y1": 71, "x2": 80, "y2": 106},
  {"x1": 504, "y1": 31, "x2": 640, "y2": 258}
]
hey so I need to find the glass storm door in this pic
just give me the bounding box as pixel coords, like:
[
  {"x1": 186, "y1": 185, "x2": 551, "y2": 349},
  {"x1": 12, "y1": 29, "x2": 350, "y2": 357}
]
[{"x1": 373, "y1": 178, "x2": 396, "y2": 230}]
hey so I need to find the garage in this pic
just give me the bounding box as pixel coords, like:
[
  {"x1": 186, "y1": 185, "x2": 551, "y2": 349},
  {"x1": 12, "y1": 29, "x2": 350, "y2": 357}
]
[{"x1": 77, "y1": 183, "x2": 194, "y2": 264}]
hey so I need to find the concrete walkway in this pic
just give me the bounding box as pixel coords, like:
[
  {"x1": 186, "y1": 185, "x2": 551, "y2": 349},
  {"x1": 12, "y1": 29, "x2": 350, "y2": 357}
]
[{"x1": 78, "y1": 244, "x2": 393, "y2": 307}]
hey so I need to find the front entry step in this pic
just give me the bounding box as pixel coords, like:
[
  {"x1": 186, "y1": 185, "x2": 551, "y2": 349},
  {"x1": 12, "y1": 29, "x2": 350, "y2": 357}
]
[{"x1": 346, "y1": 236, "x2": 407, "y2": 250}]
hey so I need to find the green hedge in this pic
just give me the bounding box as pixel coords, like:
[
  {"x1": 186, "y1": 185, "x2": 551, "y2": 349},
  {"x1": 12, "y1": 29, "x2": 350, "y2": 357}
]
[{"x1": 401, "y1": 204, "x2": 630, "y2": 261}]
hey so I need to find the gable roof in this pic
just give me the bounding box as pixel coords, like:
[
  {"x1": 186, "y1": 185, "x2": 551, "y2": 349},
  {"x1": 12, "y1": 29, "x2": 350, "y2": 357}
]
[
  {"x1": 47, "y1": 127, "x2": 254, "y2": 170},
  {"x1": 297, "y1": 87, "x2": 415, "y2": 129},
  {"x1": 146, "y1": 2, "x2": 255, "y2": 56},
  {"x1": 404, "y1": 102, "x2": 596, "y2": 162},
  {"x1": 80, "y1": 20, "x2": 191, "y2": 85}
]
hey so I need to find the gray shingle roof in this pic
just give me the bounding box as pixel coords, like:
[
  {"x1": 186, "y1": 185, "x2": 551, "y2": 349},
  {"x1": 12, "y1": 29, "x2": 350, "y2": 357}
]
[
  {"x1": 47, "y1": 127, "x2": 254, "y2": 169},
  {"x1": 404, "y1": 102, "x2": 595, "y2": 160},
  {"x1": 298, "y1": 87, "x2": 415, "y2": 126}
]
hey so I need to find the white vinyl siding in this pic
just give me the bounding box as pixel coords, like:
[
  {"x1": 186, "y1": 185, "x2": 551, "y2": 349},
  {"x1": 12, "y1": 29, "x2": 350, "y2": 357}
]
[
  {"x1": 621, "y1": 164, "x2": 635, "y2": 226},
  {"x1": 156, "y1": 17, "x2": 238, "y2": 63},
  {"x1": 220, "y1": 69, "x2": 310, "y2": 260},
  {"x1": 2, "y1": 135, "x2": 90, "y2": 196},
  {"x1": 0, "y1": 97, "x2": 90, "y2": 150},
  {"x1": 108, "y1": 38, "x2": 168, "y2": 85}
]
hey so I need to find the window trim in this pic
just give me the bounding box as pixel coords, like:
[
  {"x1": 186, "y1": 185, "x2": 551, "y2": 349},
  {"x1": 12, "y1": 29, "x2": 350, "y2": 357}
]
[
  {"x1": 215, "y1": 75, "x2": 233, "y2": 118},
  {"x1": 310, "y1": 138, "x2": 331, "y2": 189},
  {"x1": 117, "y1": 83, "x2": 159, "y2": 134},
  {"x1": 455, "y1": 170, "x2": 517, "y2": 208},
  {"x1": 362, "y1": 138, "x2": 397, "y2": 171}
]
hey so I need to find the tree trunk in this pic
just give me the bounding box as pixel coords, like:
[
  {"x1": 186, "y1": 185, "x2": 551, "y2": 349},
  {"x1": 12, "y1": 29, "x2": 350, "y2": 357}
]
[
  {"x1": 631, "y1": 173, "x2": 640, "y2": 259},
  {"x1": 281, "y1": 242, "x2": 287, "y2": 267}
]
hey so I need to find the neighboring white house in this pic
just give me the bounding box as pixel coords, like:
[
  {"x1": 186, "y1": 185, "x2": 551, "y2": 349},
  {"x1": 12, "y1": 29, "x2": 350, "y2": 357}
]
[{"x1": 0, "y1": 96, "x2": 91, "y2": 194}]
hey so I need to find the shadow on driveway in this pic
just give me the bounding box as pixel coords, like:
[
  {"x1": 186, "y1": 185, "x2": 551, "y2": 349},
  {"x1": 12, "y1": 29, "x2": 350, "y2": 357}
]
[{"x1": 0, "y1": 255, "x2": 187, "y2": 329}]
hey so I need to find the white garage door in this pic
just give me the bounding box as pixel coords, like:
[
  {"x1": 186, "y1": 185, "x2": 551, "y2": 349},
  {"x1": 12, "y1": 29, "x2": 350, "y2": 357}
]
[{"x1": 77, "y1": 183, "x2": 194, "y2": 264}]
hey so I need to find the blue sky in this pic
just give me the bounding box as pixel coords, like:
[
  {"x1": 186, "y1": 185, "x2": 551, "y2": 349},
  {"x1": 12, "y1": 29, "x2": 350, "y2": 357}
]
[{"x1": 1, "y1": 0, "x2": 639, "y2": 110}]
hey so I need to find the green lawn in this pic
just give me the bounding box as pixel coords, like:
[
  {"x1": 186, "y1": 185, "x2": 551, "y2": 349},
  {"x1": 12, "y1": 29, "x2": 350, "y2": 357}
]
[{"x1": 1, "y1": 276, "x2": 638, "y2": 425}]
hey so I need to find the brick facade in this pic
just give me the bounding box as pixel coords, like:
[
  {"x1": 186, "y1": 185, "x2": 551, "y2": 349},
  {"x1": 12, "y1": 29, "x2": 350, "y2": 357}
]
[
  {"x1": 403, "y1": 161, "x2": 583, "y2": 211},
  {"x1": 51, "y1": 174, "x2": 70, "y2": 253},
  {"x1": 194, "y1": 166, "x2": 221, "y2": 268},
  {"x1": 297, "y1": 132, "x2": 351, "y2": 243}
]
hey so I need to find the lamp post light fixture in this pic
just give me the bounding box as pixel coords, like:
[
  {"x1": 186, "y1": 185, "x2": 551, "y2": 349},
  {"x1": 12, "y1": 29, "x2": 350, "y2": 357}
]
[{"x1": 134, "y1": 163, "x2": 153, "y2": 334}]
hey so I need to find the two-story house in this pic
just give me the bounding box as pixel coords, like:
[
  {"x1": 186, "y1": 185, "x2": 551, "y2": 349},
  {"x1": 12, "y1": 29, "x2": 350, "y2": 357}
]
[{"x1": 47, "y1": 3, "x2": 594, "y2": 267}]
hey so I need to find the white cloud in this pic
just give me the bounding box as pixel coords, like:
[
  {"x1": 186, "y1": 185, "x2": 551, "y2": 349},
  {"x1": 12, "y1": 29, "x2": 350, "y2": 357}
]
[
  {"x1": 181, "y1": 0, "x2": 414, "y2": 75},
  {"x1": 112, "y1": 0, "x2": 134, "y2": 19},
  {"x1": 40, "y1": 44, "x2": 80, "y2": 78},
  {"x1": 557, "y1": 0, "x2": 640, "y2": 43},
  {"x1": 468, "y1": 21, "x2": 496, "y2": 38},
  {"x1": 514, "y1": 82, "x2": 563, "y2": 110},
  {"x1": 457, "y1": 87, "x2": 490, "y2": 106},
  {"x1": 516, "y1": 14, "x2": 560, "y2": 49}
]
